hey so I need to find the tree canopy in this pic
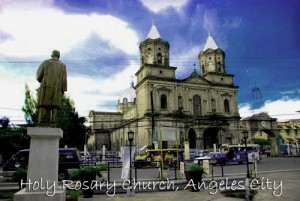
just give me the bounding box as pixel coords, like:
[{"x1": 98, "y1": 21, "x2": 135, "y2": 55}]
[{"x1": 0, "y1": 116, "x2": 10, "y2": 129}]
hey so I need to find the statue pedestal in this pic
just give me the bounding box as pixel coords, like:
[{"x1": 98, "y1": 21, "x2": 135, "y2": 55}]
[{"x1": 14, "y1": 127, "x2": 65, "y2": 201}]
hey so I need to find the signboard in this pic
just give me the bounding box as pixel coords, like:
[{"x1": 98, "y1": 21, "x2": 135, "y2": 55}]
[
  {"x1": 161, "y1": 127, "x2": 179, "y2": 141},
  {"x1": 121, "y1": 145, "x2": 136, "y2": 179},
  {"x1": 248, "y1": 152, "x2": 259, "y2": 163},
  {"x1": 203, "y1": 160, "x2": 209, "y2": 174}
]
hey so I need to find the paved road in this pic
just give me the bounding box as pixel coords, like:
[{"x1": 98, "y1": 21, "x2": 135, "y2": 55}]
[
  {"x1": 0, "y1": 157, "x2": 299, "y2": 200},
  {"x1": 108, "y1": 157, "x2": 300, "y2": 181},
  {"x1": 78, "y1": 169, "x2": 300, "y2": 201}
]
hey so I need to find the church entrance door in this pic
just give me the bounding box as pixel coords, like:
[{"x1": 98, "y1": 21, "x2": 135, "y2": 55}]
[
  {"x1": 188, "y1": 128, "x2": 196, "y2": 149},
  {"x1": 203, "y1": 127, "x2": 221, "y2": 150}
]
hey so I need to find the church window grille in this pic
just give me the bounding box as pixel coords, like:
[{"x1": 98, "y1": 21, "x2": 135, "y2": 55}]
[
  {"x1": 157, "y1": 53, "x2": 162, "y2": 64},
  {"x1": 224, "y1": 99, "x2": 230, "y2": 113},
  {"x1": 178, "y1": 96, "x2": 183, "y2": 111},
  {"x1": 193, "y1": 95, "x2": 201, "y2": 116},
  {"x1": 211, "y1": 99, "x2": 216, "y2": 113},
  {"x1": 161, "y1": 94, "x2": 167, "y2": 109},
  {"x1": 217, "y1": 62, "x2": 221, "y2": 72}
]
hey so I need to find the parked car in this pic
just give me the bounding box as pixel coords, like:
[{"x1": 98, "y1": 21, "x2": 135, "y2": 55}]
[
  {"x1": 189, "y1": 149, "x2": 208, "y2": 160},
  {"x1": 194, "y1": 144, "x2": 261, "y2": 166},
  {"x1": 194, "y1": 152, "x2": 226, "y2": 165},
  {"x1": 1, "y1": 148, "x2": 82, "y2": 180},
  {"x1": 134, "y1": 148, "x2": 182, "y2": 168}
]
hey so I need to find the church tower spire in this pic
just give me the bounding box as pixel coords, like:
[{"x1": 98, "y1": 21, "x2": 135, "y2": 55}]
[
  {"x1": 198, "y1": 30, "x2": 225, "y2": 76},
  {"x1": 146, "y1": 21, "x2": 161, "y2": 39},
  {"x1": 135, "y1": 23, "x2": 176, "y2": 86},
  {"x1": 139, "y1": 22, "x2": 169, "y2": 66},
  {"x1": 203, "y1": 30, "x2": 219, "y2": 51}
]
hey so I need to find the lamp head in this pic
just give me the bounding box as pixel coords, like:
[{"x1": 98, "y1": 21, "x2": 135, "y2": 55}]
[
  {"x1": 128, "y1": 131, "x2": 134, "y2": 142},
  {"x1": 242, "y1": 131, "x2": 248, "y2": 139}
]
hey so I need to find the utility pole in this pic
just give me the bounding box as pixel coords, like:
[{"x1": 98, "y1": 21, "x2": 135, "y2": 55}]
[{"x1": 150, "y1": 90, "x2": 155, "y2": 149}]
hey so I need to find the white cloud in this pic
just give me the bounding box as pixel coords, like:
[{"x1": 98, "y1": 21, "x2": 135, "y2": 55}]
[
  {"x1": 202, "y1": 8, "x2": 241, "y2": 50},
  {"x1": 0, "y1": 61, "x2": 139, "y2": 123},
  {"x1": 280, "y1": 89, "x2": 300, "y2": 95},
  {"x1": 0, "y1": 65, "x2": 38, "y2": 124},
  {"x1": 239, "y1": 98, "x2": 300, "y2": 121},
  {"x1": 64, "y1": 62, "x2": 139, "y2": 117},
  {"x1": 140, "y1": 0, "x2": 188, "y2": 12},
  {"x1": 172, "y1": 45, "x2": 203, "y2": 77},
  {"x1": 0, "y1": 1, "x2": 141, "y2": 123},
  {"x1": 0, "y1": 4, "x2": 139, "y2": 58}
]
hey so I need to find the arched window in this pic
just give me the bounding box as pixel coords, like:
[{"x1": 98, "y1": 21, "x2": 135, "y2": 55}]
[
  {"x1": 178, "y1": 96, "x2": 183, "y2": 110},
  {"x1": 161, "y1": 94, "x2": 167, "y2": 109},
  {"x1": 123, "y1": 98, "x2": 128, "y2": 107},
  {"x1": 217, "y1": 62, "x2": 221, "y2": 72},
  {"x1": 157, "y1": 53, "x2": 162, "y2": 64},
  {"x1": 193, "y1": 95, "x2": 201, "y2": 116},
  {"x1": 224, "y1": 99, "x2": 230, "y2": 113},
  {"x1": 134, "y1": 98, "x2": 136, "y2": 105},
  {"x1": 211, "y1": 99, "x2": 216, "y2": 113}
]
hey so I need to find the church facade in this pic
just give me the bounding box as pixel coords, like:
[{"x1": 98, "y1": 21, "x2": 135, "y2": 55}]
[{"x1": 89, "y1": 24, "x2": 241, "y2": 151}]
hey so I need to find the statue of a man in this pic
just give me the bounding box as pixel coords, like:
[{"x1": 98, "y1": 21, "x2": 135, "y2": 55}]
[{"x1": 36, "y1": 50, "x2": 67, "y2": 126}]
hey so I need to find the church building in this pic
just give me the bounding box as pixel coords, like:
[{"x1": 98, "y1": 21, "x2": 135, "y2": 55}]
[{"x1": 89, "y1": 24, "x2": 241, "y2": 151}]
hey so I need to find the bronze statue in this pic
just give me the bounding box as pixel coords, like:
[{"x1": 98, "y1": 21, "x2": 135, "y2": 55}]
[{"x1": 36, "y1": 50, "x2": 67, "y2": 126}]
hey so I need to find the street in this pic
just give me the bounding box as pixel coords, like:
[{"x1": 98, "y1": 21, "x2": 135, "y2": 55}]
[
  {"x1": 108, "y1": 157, "x2": 300, "y2": 181},
  {"x1": 0, "y1": 157, "x2": 299, "y2": 200}
]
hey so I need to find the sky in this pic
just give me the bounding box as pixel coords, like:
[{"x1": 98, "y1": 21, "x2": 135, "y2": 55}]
[{"x1": 0, "y1": 0, "x2": 300, "y2": 125}]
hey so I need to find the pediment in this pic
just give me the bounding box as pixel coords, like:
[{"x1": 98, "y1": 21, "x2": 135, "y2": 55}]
[{"x1": 184, "y1": 76, "x2": 211, "y2": 85}]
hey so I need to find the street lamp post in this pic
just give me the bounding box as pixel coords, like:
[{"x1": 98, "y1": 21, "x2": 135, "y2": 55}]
[
  {"x1": 128, "y1": 130, "x2": 134, "y2": 195},
  {"x1": 242, "y1": 130, "x2": 250, "y2": 179}
]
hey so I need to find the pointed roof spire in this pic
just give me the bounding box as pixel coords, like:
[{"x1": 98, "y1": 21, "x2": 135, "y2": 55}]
[
  {"x1": 146, "y1": 21, "x2": 161, "y2": 39},
  {"x1": 203, "y1": 30, "x2": 218, "y2": 51}
]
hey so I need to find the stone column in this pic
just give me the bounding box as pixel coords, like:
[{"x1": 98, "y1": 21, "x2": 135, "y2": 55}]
[
  {"x1": 14, "y1": 127, "x2": 65, "y2": 201},
  {"x1": 184, "y1": 141, "x2": 190, "y2": 160}
]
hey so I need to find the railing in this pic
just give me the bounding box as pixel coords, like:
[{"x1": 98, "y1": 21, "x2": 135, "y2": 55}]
[
  {"x1": 80, "y1": 153, "x2": 120, "y2": 165},
  {"x1": 105, "y1": 160, "x2": 181, "y2": 183}
]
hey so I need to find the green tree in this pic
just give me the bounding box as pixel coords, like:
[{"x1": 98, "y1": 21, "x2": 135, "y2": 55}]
[
  {"x1": 22, "y1": 84, "x2": 37, "y2": 125},
  {"x1": 0, "y1": 116, "x2": 10, "y2": 129},
  {"x1": 56, "y1": 95, "x2": 87, "y2": 150},
  {"x1": 0, "y1": 128, "x2": 29, "y2": 161},
  {"x1": 253, "y1": 138, "x2": 271, "y2": 146},
  {"x1": 22, "y1": 84, "x2": 87, "y2": 150},
  {"x1": 1, "y1": 111, "x2": 29, "y2": 161}
]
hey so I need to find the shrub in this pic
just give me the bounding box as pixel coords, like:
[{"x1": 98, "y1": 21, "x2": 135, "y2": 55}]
[
  {"x1": 97, "y1": 163, "x2": 108, "y2": 171},
  {"x1": 12, "y1": 168, "x2": 27, "y2": 182},
  {"x1": 188, "y1": 164, "x2": 204, "y2": 172},
  {"x1": 69, "y1": 166, "x2": 102, "y2": 180},
  {"x1": 66, "y1": 189, "x2": 82, "y2": 199}
]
